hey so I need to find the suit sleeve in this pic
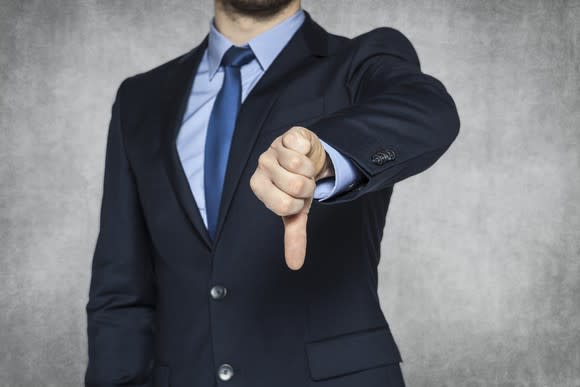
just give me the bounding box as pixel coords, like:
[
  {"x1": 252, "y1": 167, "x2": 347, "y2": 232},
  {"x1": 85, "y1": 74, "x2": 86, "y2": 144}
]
[
  {"x1": 308, "y1": 27, "x2": 460, "y2": 205},
  {"x1": 85, "y1": 80, "x2": 156, "y2": 387}
]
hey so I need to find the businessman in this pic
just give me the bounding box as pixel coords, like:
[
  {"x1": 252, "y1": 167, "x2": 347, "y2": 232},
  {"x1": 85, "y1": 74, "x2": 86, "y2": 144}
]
[{"x1": 85, "y1": 1, "x2": 460, "y2": 386}]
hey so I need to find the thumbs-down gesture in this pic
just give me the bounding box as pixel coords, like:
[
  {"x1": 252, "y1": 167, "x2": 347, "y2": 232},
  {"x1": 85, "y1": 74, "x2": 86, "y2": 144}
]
[{"x1": 250, "y1": 126, "x2": 334, "y2": 270}]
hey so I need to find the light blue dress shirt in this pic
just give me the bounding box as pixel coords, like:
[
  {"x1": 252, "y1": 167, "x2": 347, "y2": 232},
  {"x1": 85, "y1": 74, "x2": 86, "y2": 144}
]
[{"x1": 176, "y1": 8, "x2": 363, "y2": 228}]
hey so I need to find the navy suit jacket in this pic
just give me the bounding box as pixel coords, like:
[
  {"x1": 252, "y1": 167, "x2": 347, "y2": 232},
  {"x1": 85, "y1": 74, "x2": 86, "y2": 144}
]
[{"x1": 85, "y1": 9, "x2": 460, "y2": 387}]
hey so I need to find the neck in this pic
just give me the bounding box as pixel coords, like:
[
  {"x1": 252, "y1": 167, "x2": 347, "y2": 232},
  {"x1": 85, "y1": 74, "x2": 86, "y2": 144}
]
[{"x1": 213, "y1": 1, "x2": 301, "y2": 45}]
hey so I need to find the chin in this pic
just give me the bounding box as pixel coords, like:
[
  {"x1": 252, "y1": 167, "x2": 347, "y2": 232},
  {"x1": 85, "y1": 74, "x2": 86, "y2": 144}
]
[{"x1": 220, "y1": 0, "x2": 295, "y2": 18}]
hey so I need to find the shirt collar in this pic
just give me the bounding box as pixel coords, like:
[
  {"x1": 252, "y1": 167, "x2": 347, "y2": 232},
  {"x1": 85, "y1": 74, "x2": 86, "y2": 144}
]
[{"x1": 207, "y1": 8, "x2": 305, "y2": 80}]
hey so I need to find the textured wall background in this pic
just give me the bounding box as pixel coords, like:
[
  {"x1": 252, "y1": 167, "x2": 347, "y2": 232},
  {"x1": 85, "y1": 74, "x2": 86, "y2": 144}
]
[{"x1": 1, "y1": 0, "x2": 578, "y2": 386}]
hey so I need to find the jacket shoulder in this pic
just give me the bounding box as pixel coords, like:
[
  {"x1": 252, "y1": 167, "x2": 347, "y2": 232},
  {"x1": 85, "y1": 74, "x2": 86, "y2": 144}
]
[
  {"x1": 349, "y1": 26, "x2": 420, "y2": 66},
  {"x1": 116, "y1": 47, "x2": 197, "y2": 104}
]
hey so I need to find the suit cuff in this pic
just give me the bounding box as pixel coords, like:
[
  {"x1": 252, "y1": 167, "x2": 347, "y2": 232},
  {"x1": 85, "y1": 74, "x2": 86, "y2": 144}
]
[{"x1": 313, "y1": 138, "x2": 364, "y2": 201}]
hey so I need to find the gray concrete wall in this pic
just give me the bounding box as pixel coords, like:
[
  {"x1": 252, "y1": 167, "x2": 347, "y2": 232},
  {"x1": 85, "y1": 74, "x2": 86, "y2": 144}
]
[{"x1": 1, "y1": 1, "x2": 578, "y2": 386}]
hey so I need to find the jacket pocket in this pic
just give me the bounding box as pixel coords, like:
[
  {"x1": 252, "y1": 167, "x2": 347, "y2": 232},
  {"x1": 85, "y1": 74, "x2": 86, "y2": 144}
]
[
  {"x1": 305, "y1": 326, "x2": 402, "y2": 381},
  {"x1": 152, "y1": 365, "x2": 169, "y2": 387}
]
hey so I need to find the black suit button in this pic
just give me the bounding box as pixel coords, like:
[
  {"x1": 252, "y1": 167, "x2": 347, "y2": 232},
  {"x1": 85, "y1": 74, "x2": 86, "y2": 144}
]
[
  {"x1": 210, "y1": 285, "x2": 227, "y2": 300},
  {"x1": 371, "y1": 149, "x2": 396, "y2": 165}
]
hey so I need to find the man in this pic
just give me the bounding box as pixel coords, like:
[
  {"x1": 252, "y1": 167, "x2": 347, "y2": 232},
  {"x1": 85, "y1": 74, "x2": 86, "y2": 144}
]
[{"x1": 85, "y1": 0, "x2": 459, "y2": 386}]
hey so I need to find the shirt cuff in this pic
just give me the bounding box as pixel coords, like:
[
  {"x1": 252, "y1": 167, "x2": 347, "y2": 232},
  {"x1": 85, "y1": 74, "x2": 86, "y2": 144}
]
[{"x1": 313, "y1": 138, "x2": 364, "y2": 201}]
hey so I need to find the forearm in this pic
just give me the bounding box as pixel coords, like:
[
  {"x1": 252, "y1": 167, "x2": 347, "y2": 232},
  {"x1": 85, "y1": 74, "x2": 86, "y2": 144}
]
[{"x1": 308, "y1": 28, "x2": 460, "y2": 204}]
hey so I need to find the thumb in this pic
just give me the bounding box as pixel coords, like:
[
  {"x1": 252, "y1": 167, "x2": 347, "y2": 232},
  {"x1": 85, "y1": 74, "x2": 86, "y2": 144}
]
[{"x1": 281, "y1": 196, "x2": 313, "y2": 270}]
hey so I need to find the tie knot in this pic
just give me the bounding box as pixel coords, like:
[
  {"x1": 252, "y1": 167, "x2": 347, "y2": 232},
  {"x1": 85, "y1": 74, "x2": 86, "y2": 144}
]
[{"x1": 221, "y1": 45, "x2": 255, "y2": 68}]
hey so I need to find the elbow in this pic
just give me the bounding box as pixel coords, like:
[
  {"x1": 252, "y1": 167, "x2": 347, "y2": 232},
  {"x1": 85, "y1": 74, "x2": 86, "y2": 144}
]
[
  {"x1": 415, "y1": 75, "x2": 460, "y2": 151},
  {"x1": 446, "y1": 98, "x2": 461, "y2": 148},
  {"x1": 434, "y1": 90, "x2": 460, "y2": 151}
]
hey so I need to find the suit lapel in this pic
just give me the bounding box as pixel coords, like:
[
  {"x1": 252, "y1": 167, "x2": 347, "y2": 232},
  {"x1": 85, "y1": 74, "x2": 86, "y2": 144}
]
[
  {"x1": 160, "y1": 10, "x2": 330, "y2": 251},
  {"x1": 160, "y1": 35, "x2": 213, "y2": 249}
]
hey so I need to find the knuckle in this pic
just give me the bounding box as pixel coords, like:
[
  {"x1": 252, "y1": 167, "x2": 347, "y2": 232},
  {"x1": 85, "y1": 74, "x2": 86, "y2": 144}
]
[
  {"x1": 288, "y1": 156, "x2": 302, "y2": 171},
  {"x1": 273, "y1": 136, "x2": 284, "y2": 148},
  {"x1": 258, "y1": 152, "x2": 268, "y2": 166},
  {"x1": 249, "y1": 174, "x2": 258, "y2": 191},
  {"x1": 289, "y1": 177, "x2": 305, "y2": 196}
]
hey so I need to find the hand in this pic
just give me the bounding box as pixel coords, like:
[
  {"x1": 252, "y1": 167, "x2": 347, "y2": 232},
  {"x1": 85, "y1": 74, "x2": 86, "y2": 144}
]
[{"x1": 250, "y1": 126, "x2": 335, "y2": 270}]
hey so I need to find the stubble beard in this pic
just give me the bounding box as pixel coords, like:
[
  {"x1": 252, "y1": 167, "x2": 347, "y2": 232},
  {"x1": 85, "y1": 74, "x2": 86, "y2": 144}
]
[{"x1": 218, "y1": 0, "x2": 296, "y2": 19}]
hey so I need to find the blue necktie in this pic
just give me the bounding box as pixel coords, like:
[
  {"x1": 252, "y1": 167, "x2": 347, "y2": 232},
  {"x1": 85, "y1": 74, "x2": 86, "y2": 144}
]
[{"x1": 204, "y1": 45, "x2": 255, "y2": 241}]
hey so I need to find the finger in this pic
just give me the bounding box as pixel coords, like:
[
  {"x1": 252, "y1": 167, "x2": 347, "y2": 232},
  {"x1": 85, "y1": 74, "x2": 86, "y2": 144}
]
[
  {"x1": 277, "y1": 149, "x2": 317, "y2": 178},
  {"x1": 282, "y1": 200, "x2": 310, "y2": 270},
  {"x1": 281, "y1": 129, "x2": 311, "y2": 155},
  {"x1": 258, "y1": 149, "x2": 315, "y2": 198},
  {"x1": 250, "y1": 167, "x2": 305, "y2": 216},
  {"x1": 269, "y1": 162, "x2": 316, "y2": 200},
  {"x1": 270, "y1": 137, "x2": 316, "y2": 177}
]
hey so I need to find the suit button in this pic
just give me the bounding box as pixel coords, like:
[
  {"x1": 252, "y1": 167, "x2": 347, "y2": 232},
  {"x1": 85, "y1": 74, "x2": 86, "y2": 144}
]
[
  {"x1": 217, "y1": 363, "x2": 234, "y2": 381},
  {"x1": 210, "y1": 285, "x2": 227, "y2": 300},
  {"x1": 371, "y1": 149, "x2": 396, "y2": 165},
  {"x1": 384, "y1": 149, "x2": 396, "y2": 161}
]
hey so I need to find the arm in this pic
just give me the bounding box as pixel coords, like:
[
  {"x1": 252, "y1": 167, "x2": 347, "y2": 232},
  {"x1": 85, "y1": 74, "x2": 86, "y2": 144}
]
[
  {"x1": 85, "y1": 80, "x2": 156, "y2": 387},
  {"x1": 313, "y1": 139, "x2": 365, "y2": 201},
  {"x1": 309, "y1": 27, "x2": 460, "y2": 205}
]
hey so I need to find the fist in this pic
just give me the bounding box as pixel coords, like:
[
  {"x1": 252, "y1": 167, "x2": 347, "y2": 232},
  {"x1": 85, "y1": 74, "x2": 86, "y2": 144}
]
[{"x1": 249, "y1": 126, "x2": 334, "y2": 270}]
